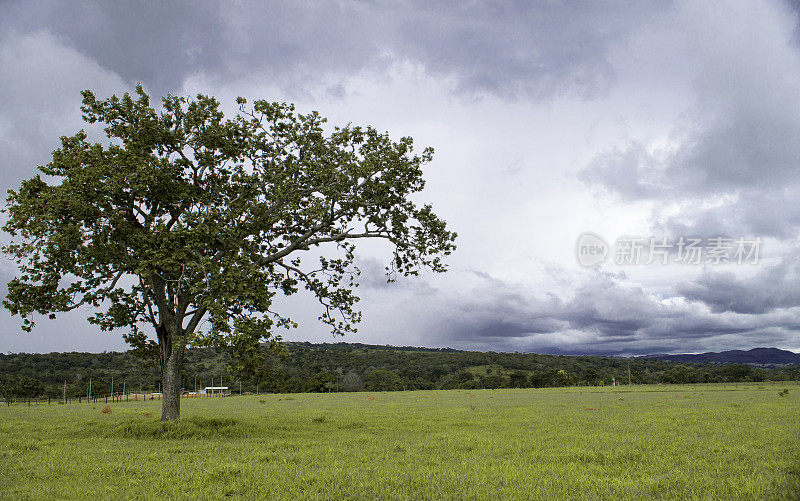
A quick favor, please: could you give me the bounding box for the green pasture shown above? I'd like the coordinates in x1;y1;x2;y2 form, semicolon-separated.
1;383;798;500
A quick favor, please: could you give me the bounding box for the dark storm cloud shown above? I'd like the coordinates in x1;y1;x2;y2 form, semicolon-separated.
380;1;667;99
375;268;800;355
0;1;375;97
410;270;567;347
677;250;800;314
560;272;656;338
0;0;666;99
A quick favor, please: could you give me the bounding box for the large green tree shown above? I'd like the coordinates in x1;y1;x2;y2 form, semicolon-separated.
2;85;456;420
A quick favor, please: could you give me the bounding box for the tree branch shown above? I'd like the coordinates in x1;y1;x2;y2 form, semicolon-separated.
185;307;208;334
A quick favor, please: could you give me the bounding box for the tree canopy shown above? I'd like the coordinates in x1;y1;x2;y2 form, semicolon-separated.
2;85;456;419
1;343;795;403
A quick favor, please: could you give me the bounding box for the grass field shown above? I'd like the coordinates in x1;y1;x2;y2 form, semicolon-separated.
1;383;798;500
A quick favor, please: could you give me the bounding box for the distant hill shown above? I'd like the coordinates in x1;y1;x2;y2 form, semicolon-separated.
643;347;800;366
1;343;798;399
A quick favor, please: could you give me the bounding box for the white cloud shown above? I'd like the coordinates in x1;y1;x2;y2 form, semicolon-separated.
0;30;131;353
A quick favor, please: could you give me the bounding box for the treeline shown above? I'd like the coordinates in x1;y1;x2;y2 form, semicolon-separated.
1;342;798;399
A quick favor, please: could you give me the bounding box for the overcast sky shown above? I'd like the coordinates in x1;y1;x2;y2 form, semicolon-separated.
3;0;800;355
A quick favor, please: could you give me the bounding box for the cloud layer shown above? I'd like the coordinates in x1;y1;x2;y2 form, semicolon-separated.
347;265;800;355
2;1;800;355
582;1;800;239
0;0;666;99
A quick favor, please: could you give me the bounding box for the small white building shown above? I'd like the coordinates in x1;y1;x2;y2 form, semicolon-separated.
200;386;230;396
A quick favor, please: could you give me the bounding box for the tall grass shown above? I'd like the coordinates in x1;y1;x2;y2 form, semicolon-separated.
0;383;797;500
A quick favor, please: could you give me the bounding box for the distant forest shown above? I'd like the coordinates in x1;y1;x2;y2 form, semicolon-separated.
1;342;799;399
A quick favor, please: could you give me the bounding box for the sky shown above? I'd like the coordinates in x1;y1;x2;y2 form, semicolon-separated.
2;0;800;355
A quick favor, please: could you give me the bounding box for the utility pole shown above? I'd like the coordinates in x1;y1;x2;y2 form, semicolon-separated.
111;376;114;401
628;363;632;386
63;380;66;405
88;378;92;402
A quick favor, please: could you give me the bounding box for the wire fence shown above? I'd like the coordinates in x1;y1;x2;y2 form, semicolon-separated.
1;390;242;406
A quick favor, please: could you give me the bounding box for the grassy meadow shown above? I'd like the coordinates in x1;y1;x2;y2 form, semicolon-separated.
0;383;798;500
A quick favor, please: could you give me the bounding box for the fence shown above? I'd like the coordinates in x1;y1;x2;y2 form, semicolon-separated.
1;391;237;406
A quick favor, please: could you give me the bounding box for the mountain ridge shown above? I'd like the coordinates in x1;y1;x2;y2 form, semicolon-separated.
641;347;800;366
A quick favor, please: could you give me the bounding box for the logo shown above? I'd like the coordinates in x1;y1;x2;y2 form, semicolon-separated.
576;232;609;267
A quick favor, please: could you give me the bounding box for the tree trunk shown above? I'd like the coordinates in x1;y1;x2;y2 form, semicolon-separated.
161;351;182;421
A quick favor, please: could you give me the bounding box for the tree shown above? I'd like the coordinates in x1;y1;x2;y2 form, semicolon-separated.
582;368;598;385
365;369;402;391
305;371;337;392
16;376;44;398
664;365;698;384
721;364;753;382
0;376;16;405
507;370;529;388
479;374;505;389
340;371;364;392
2;85;456;420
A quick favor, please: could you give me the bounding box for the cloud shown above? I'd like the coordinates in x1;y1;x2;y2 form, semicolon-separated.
342;267;800;355
0;31;132;353
580;0;800;239
0;0;666;100
379;1;667;100
4;0;800;357
677;249;800;314
0;31;130;195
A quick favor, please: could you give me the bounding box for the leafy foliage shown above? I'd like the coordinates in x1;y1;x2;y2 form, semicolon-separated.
1;342;797;399
1;85;456;418
364;369;403;391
